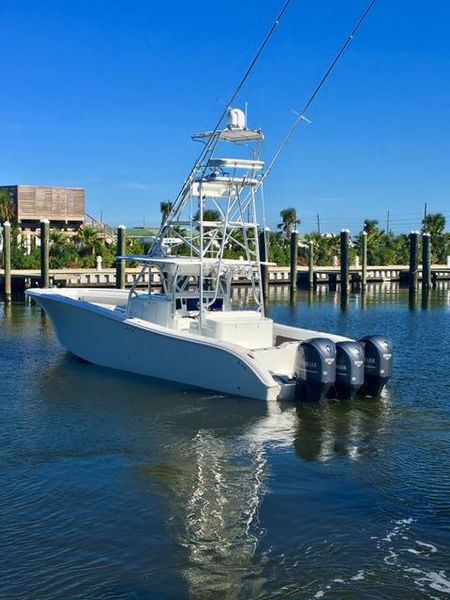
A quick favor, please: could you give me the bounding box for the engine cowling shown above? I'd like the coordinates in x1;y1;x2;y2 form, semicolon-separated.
295;338;336;402
334;340;365;399
359;335;393;397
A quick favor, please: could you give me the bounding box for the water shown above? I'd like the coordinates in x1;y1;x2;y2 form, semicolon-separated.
0;284;449;599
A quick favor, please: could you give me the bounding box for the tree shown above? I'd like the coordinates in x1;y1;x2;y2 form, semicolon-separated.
277;208;300;238
193;208;221;223
160;201;173;226
0;192;15;224
75;226;103;258
422;212;448;263
304;232;341;266
192;208;221;236
49;230;69;252
422;212;446;236
268;231;290;266
48;230;79;268
363;219;379;234
360;220;386;265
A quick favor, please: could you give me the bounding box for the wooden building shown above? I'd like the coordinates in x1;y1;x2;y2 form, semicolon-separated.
0;185;85;230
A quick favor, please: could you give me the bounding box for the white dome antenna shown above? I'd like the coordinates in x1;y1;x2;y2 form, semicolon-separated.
228;108;246;130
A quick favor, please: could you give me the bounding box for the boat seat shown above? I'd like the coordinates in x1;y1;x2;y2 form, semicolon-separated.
203;311;273;349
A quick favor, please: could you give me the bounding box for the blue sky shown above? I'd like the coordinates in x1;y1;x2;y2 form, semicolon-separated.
1;0;449;233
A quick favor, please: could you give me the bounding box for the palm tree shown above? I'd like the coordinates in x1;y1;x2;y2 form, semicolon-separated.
160;201;173;226
0;192;14;224
75;226;103;257
422;212;447;263
49;230;68;251
363;219;380;234
422;212;446;236
277;208;300;238
193;208;221;223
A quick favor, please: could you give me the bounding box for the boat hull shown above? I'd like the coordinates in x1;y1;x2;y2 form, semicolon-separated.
27;290;280;401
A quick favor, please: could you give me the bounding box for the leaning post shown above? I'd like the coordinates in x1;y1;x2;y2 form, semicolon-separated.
3;221;11;303
409;230;419;293
361;230;367;288
290;229;299;293
40;219;49;288
116;225;126;289
422;232;431;291
340;229;350;296
308;240;314;288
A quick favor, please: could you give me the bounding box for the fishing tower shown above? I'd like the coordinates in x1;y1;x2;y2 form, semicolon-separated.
129;108;268;327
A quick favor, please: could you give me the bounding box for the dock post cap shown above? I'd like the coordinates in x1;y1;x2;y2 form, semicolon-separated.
118;224;127;229
40;218;50;224
422;231;431;237
341;228;351;233
292;229;299;235
361;230;367;236
410;230;420;234
3;220;11;227
264;226;271;232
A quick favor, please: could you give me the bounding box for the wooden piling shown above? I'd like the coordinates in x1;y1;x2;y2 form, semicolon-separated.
290;230;298;294
409;231;419;293
3;221;11;302
258;227;269;303
422;232;431;290
308;240;314;288
361;230;367;288
116;225;126;289
340;229;350;295
40;219;49;288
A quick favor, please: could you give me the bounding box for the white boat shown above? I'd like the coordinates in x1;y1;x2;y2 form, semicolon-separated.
27;108;392;401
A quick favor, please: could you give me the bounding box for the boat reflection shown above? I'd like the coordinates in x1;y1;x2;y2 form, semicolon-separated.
138;395;393;598
1;297;54;335
31;347;396;599
294;393;393;462
141;401;297;599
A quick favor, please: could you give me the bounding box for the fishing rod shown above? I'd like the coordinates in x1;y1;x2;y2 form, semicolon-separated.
260;0;378;189
150;0;292;253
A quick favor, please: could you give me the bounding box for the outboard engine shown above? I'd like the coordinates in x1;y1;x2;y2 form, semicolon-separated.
334;341;365;399
295;338;336;402
359;335;393;397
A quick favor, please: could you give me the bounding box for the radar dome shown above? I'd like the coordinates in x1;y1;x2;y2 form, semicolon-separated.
228;108;246;130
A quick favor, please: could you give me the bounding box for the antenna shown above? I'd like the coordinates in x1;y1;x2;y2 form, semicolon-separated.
260;0;378;186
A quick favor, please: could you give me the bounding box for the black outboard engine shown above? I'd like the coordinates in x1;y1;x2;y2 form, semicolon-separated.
359;335;393;397
295;338;336;402
334;341;365;400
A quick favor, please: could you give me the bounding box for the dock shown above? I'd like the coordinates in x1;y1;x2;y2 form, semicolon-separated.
1;264;450;292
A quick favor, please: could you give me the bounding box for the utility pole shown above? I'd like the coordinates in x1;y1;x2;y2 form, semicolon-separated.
317;213;321;235
423;202;428;225
386;210;390;234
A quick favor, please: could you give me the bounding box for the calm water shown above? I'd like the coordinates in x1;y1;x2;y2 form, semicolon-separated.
0;284;449;599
